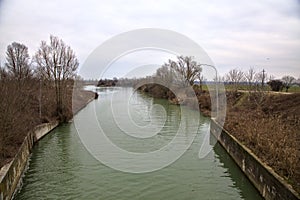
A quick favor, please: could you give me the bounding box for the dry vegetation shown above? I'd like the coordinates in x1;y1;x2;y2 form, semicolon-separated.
224;91;300;193
0;79;39;167
137;84;212;116
0;79;94;168
0;37;95;169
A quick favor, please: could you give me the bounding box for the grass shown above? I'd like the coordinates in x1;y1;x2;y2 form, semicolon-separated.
288;85;300;93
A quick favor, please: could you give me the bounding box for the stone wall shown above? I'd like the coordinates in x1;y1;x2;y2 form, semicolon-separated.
210;120;300;200
0;121;58;200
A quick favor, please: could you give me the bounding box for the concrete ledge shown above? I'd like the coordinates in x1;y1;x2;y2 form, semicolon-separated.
210;120;300;200
0;121;58;200
34;122;59;141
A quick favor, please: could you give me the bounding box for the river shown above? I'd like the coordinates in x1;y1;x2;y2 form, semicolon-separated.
15;87;262;200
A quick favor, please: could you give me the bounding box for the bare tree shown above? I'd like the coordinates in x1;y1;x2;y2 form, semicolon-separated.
282;75;295;92
155;64;174;86
35;35;79;119
5;42;32;83
245;67;256;90
166;56;202;86
225;68;244;91
0;62;7;80
0;60;37;160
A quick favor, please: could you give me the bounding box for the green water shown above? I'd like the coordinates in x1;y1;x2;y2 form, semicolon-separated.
15;87;263;200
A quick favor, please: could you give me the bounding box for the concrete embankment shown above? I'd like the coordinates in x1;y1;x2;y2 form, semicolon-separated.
0;95;95;200
210;120;300;200
0;122;58;200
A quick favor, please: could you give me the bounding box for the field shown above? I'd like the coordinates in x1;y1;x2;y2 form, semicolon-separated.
288;85;300;93
200;83;300;93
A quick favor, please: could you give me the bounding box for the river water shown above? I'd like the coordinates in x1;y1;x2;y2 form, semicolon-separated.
15;87;262;200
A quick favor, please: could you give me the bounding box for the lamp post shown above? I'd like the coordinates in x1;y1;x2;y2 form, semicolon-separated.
199;63;220;116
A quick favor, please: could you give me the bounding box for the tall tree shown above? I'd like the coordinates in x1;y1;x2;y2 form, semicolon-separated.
162;56;202;86
35;35;79;118
245;67;256;89
282;75;295;92
5;42;32;83
155;64;174;86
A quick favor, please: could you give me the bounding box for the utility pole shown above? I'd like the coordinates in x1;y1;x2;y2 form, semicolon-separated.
262;69;265;87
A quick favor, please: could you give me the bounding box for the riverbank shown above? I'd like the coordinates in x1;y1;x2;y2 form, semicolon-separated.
0;89;95;199
0;89;95;168
0;122;59;200
137;84;212;117
137;83;300;195
211;120;300;200
224;91;300;194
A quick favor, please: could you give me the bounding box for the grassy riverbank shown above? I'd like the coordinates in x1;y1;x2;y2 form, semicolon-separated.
138;83;300;193
224;91;300;193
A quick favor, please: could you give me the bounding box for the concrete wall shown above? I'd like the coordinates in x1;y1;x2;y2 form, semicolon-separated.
0;121;58;200
210;120;300;200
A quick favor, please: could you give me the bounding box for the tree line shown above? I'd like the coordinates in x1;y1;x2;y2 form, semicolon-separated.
0;35;79;119
153;57;299;92
0;35;79;162
221;68;299;92
114;56;299;93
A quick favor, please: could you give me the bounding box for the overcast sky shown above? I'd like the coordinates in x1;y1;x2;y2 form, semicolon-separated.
0;0;299;79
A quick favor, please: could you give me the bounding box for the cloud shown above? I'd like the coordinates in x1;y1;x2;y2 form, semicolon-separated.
0;0;299;79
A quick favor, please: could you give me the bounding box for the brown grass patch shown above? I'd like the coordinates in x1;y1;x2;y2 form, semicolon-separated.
224;92;300;192
0;79;94;168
